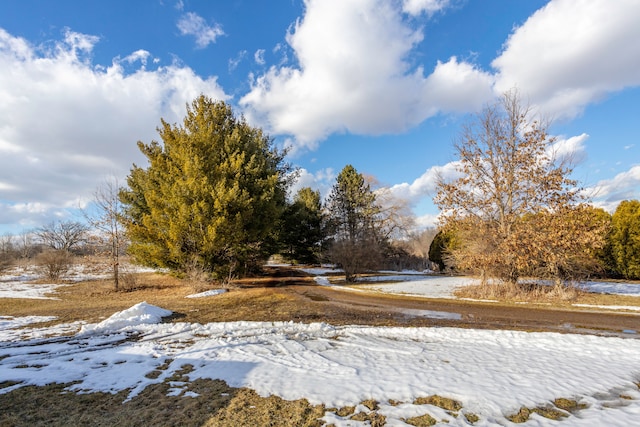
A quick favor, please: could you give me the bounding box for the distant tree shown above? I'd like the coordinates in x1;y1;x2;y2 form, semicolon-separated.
35;220;89;252
0;234;14;254
281;187;325;264
609;200;640;279
120;95;291;282
326;165;383;282
434;89;603;287
86;177;127;290
404;228;438;262
0;234;16;273
428;229;453;272
371;183;415;242
16;230;36;259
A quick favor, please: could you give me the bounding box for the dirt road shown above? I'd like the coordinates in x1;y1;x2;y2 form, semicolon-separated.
284;282;640;337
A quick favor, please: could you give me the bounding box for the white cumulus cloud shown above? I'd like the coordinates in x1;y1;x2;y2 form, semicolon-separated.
402;0;451;16
388;161;463;205
240;0;493;151
0;28;228;230
493;0;640;119
587;165;640;212
177;12;224;48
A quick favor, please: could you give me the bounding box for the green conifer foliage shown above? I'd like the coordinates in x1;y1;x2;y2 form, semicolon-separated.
120;96;290;280
428;229;457;272
281;187;324;264
610;200;640;279
326;165;382;281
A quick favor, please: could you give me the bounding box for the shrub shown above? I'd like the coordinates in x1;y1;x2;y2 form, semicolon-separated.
0;253;14;274
36;250;74;281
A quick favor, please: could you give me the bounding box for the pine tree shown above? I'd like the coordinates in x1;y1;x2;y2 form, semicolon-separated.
281;187;325;264
120;96;290;281
326;165;382;281
610;200;640;279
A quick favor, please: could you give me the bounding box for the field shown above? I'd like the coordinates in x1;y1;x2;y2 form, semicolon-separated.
1;260;640;426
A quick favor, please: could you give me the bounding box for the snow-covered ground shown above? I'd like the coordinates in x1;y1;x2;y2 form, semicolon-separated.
1;302;640;426
0;262;156;299
2;266;640;425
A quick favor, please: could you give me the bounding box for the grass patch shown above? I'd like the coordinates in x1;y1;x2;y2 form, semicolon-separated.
553;397;588;413
334;406;355;417
0;377;326;427
414;395;462;411
0;379;236;427
349;410;386;426
455;279;640;308
203;388;325;427
405;413;437;426
361;399;379;411
455;281;583;303
506;405;569;423
464;412;480;424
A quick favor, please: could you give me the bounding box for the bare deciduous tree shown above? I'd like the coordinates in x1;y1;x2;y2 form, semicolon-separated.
86;177;127;290
396;227;438;269
372;183;416;242
16;230;36;259
434;89;606;287
35;220;89;252
0;233;14;254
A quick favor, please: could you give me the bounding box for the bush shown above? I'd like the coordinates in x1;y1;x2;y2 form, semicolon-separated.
0;253;14;274
36;250;74;281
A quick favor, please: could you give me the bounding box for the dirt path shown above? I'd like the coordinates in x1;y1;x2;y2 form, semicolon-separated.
284;282;640;337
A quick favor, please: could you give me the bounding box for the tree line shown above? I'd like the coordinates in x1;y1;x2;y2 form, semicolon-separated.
2;93;639;289
117;95;420;284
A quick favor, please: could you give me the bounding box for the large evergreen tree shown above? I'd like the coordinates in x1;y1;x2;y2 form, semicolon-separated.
280;187;325;264
610;200;640;279
120;95;290;281
326;165;382;282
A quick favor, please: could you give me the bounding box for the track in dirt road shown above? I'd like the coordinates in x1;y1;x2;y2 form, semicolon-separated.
285;282;640;338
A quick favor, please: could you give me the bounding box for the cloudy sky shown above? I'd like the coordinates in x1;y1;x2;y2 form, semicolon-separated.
1;0;639;234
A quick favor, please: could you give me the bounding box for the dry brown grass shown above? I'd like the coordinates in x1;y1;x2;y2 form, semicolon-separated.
414;395;462;411
405;413;437;426
506;405;569;423
506;397;590;424
454;279;640;309
0;378;237;427
203;388;325;427
1;268;423;330
454;281;583;303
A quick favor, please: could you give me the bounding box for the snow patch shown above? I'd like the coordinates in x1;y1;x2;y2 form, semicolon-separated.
79;302;172;335
186;289;226;298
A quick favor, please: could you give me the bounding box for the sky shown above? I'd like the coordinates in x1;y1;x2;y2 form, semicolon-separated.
1;265;640;425
1;0;639;234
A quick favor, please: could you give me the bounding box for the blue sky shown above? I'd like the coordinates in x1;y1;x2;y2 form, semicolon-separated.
0;0;639;234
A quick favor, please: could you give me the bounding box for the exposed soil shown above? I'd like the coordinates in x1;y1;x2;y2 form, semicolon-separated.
286;283;640;336
245;266;640;337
